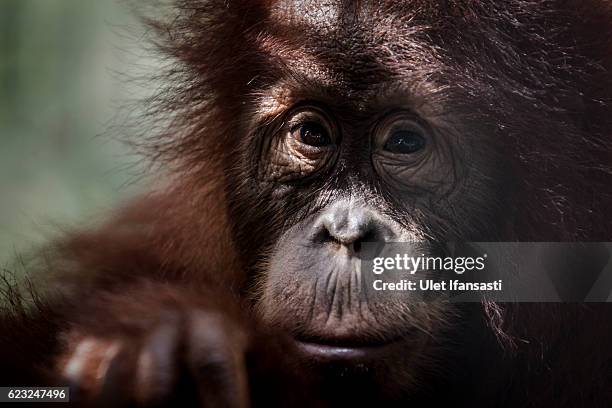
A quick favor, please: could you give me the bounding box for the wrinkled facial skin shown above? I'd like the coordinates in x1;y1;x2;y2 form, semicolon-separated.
224;0;515;399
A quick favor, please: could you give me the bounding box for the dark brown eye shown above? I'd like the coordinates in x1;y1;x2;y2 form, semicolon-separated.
293;121;332;147
384;130;426;154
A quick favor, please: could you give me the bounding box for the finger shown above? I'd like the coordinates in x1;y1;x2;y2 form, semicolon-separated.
62;337;123;404
134;319;182;405
186;311;250;408
96;340;140;408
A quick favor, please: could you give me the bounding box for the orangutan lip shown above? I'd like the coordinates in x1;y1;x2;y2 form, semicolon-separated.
293;337;401;361
295;341;374;360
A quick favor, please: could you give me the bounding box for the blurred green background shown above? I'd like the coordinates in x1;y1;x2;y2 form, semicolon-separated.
0;0;153;264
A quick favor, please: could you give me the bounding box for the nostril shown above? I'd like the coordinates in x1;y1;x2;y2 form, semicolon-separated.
351;227;378;254
315;224;338;245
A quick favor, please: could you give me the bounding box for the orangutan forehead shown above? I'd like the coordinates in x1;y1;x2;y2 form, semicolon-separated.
270;0;341;31
264;0;433;66
268;0;428;28
255;1;439;109
244;3;437;123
